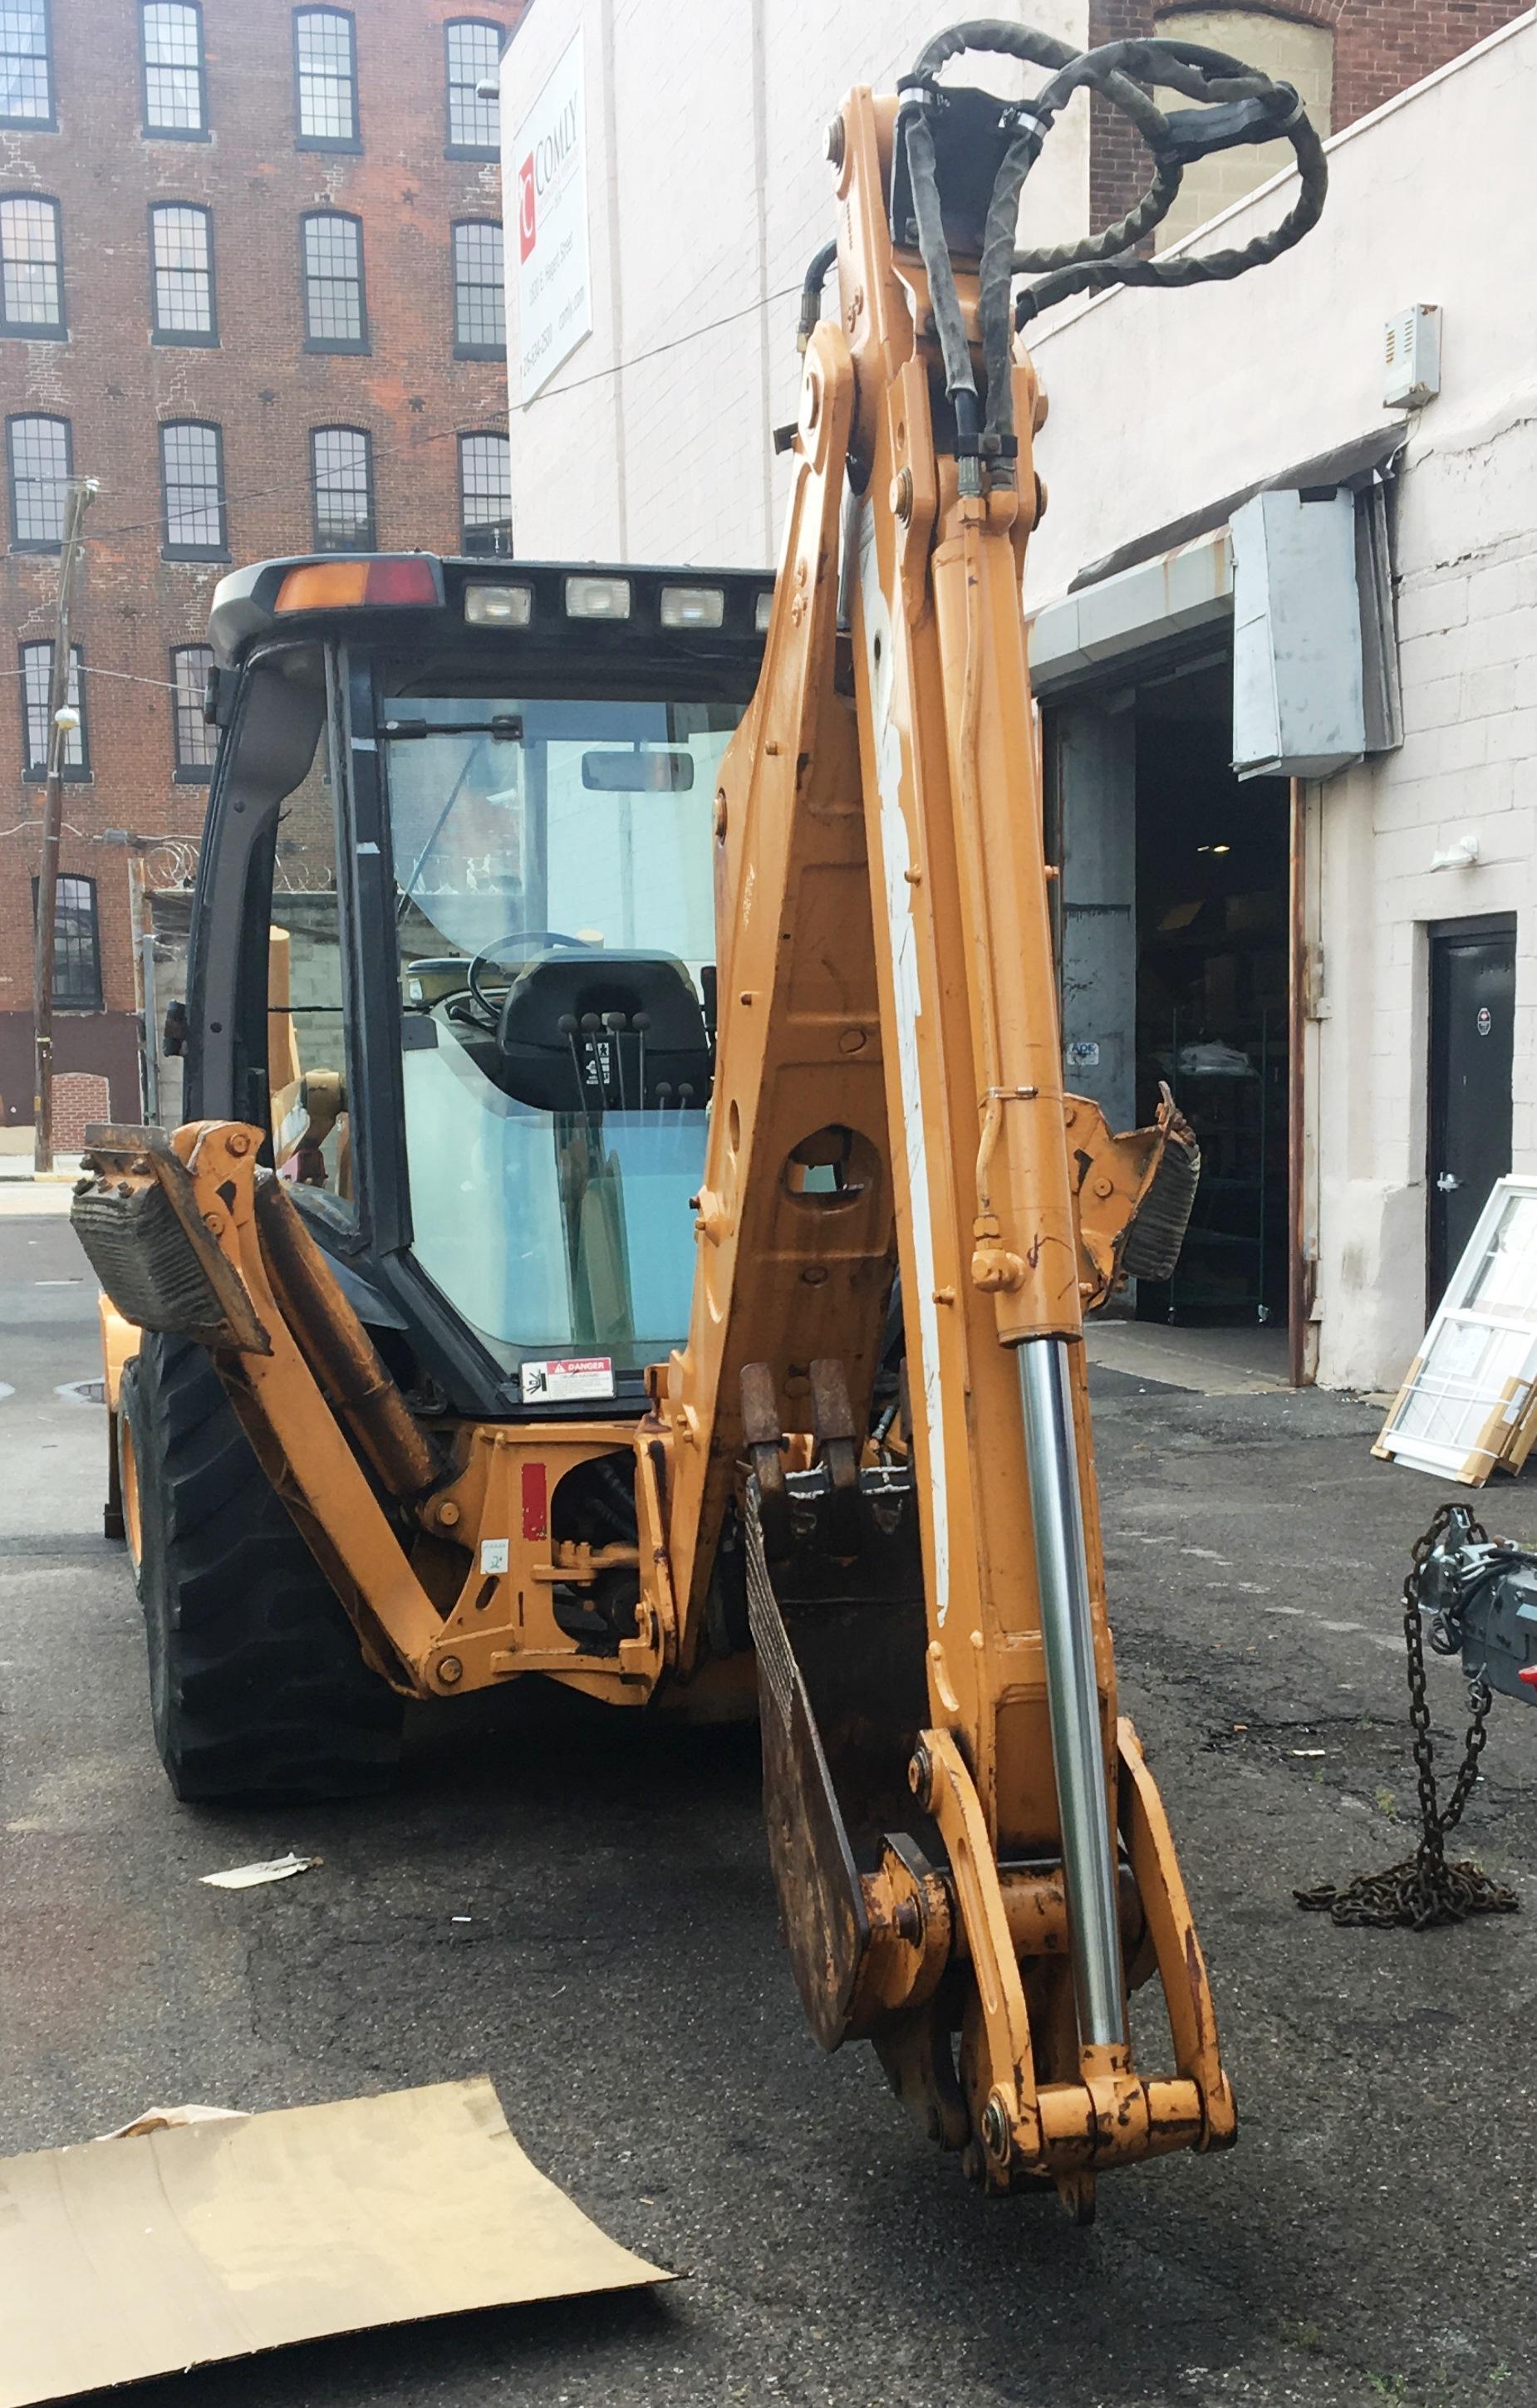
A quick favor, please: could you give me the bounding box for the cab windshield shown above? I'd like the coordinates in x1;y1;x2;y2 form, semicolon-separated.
384;689;740;1381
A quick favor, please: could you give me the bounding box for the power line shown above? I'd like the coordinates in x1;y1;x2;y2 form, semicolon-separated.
515;282;801;410
0;817;91;842
0;661;180;690
82;417;489;548
79;664;179;692
81;282;806;542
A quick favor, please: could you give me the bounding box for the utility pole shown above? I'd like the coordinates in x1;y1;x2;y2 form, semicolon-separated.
32;473;96;1174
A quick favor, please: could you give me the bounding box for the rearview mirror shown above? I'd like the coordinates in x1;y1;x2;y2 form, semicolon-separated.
581;749;695;793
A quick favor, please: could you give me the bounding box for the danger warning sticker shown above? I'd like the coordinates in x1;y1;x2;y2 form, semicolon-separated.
519;1356;615;1405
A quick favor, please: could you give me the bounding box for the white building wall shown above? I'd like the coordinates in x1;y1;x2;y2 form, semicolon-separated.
1024;12;1537;1390
501;0;1091;568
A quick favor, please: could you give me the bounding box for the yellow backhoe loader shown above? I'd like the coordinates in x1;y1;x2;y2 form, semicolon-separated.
74;22;1325;2214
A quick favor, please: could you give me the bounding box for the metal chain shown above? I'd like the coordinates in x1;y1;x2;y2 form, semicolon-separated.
1296;1504;1518;1931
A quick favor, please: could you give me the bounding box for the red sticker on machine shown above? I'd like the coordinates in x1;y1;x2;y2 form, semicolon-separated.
522;1461;548;1541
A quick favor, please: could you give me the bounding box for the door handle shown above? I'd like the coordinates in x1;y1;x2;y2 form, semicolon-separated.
1436;1172;1461;1193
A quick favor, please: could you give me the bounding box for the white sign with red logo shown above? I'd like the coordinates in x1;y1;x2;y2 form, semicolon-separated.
519;1356;615;1405
513;35;592;403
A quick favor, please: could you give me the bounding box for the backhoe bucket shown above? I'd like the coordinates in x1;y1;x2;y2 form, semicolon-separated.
744;1468;928;2051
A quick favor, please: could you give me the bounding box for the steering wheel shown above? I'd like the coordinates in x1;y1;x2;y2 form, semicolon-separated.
466;929;590;1026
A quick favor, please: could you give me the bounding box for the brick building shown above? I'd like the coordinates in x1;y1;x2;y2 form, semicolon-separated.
0;0;519;1138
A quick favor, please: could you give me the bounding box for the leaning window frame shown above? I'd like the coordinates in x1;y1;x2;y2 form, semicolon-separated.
292;5;361;153
0;189;65;338
1;0;56;134
148;198;218;346
140;0;209;140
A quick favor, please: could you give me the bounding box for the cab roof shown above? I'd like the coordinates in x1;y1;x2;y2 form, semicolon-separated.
208;552;777;669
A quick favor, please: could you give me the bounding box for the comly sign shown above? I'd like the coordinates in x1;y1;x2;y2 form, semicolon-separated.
513;36;592;403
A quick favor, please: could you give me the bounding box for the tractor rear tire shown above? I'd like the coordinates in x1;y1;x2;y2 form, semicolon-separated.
120;1332;404;1803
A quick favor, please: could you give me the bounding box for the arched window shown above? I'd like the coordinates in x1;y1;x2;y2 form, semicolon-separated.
160;419;227;558
150;202;216;341
141;2;207;136
32;874;101;1007
0;192;64;336
1151;10;1333;251
445;20;501;155
301;210;367;350
294;8;357;147
311;425;376;550
6;412;71;547
452;218;503;357
1;2;55;130
20;641;86;777
459;430;510;555
170;645;215;775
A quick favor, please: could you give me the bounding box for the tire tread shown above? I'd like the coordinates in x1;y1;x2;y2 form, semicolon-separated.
125;1333;402;1802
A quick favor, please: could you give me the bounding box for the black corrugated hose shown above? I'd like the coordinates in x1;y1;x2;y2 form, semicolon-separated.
881;18;1328;458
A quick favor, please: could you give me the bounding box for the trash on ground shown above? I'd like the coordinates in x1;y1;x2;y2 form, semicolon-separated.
98;2103;247;2141
199;1851;320;1890
1290;1748;1327;1758
0;2075;670;2408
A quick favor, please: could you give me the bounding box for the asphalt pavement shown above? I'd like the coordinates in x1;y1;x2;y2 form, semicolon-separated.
3;1206;1535;2408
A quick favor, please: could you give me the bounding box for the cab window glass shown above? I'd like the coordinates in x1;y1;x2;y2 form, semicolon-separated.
266;650;354;1214
382;689;739;1369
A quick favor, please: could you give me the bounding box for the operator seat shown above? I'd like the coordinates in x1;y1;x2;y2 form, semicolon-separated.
496;950;712;1114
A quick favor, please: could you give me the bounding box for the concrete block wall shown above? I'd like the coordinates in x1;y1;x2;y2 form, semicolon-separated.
503;0;1091;570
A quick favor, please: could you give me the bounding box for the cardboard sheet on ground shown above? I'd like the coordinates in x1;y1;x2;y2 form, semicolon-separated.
0;2076;670;2407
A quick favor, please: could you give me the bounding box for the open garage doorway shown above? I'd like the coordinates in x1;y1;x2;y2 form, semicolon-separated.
1047;654;1295;1383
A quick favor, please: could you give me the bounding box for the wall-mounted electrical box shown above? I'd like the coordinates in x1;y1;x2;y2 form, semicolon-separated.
1231;488;1366;782
1383;302;1441;410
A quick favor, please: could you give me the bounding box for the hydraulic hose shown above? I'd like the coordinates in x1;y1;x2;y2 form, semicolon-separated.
797;238;837;353
901;105;980;478
894;18;1326;365
1013;37;1327;324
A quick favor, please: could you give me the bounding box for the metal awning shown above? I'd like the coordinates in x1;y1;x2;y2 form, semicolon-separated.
1029;423;1407;702
1067;423;1407;594
1029;527;1234;694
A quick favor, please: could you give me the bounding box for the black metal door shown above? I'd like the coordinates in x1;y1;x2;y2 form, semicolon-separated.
1428;916;1515;1307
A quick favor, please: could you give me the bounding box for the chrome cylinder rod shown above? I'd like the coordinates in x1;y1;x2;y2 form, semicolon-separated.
1016;1335;1127;2048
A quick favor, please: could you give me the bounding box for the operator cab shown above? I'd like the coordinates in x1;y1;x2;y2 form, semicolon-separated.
187;553;773;1419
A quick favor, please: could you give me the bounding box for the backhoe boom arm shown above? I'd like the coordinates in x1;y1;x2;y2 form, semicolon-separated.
660;18;1323;2202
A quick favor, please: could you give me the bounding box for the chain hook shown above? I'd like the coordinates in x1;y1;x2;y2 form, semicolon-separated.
1296;1503;1518;1930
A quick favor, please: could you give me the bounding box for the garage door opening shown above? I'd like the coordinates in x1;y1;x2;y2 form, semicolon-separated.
1048;654;1295;1381
1133;665;1290;1331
